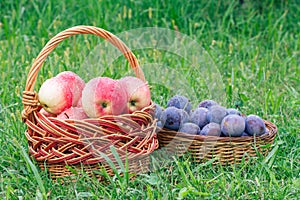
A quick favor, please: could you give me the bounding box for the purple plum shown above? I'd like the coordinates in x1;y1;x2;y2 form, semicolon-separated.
221;115;245;137
179;123;201;135
198;99;219;109
200;122;221;136
167;95;192;114
157;121;163;128
245;114;266;136
161;106;189;131
226;108;241;116
154;103;163;120
190;107;209;128
207;105;228;124
241;132;250;137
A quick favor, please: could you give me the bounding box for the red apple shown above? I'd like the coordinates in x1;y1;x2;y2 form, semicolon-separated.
81;77;127;118
119;76;151;114
55;71;85;107
38;77;73;114
57;107;88;120
76;97;83;108
38;71;85;115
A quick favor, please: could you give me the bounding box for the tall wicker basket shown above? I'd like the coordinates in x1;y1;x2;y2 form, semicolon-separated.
157;120;277;165
21;26;158;180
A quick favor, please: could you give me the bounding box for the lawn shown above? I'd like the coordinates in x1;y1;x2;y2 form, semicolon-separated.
0;0;299;199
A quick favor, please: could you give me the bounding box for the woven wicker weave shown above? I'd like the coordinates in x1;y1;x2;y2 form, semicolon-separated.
157;120;277;164
21;26;158;180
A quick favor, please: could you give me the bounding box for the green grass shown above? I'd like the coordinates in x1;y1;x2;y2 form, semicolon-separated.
1;0;299;199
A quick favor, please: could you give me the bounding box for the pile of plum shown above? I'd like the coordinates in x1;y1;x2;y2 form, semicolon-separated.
155;95;267;137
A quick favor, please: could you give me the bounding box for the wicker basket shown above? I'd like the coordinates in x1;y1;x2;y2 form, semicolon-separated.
157;120;277;164
21;25;158;180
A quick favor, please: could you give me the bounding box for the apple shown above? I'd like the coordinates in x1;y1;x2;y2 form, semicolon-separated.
76;97;83;108
81;77;127;118
57;107;88;120
56;71;85;107
38;71;85;114
38;77;73;114
119;76;151;114
39;108;57;117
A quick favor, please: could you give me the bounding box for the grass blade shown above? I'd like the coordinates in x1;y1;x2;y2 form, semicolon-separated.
16;139;47;199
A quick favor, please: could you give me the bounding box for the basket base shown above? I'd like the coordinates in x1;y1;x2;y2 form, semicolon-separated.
158;144;270;165
38;155;150;181
157;120;277;165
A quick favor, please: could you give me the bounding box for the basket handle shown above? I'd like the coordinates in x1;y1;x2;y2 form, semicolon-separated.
22;25;144;120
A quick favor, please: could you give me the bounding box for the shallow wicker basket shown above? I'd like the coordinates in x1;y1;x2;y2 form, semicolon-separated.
21;25;158;180
157;120;277;165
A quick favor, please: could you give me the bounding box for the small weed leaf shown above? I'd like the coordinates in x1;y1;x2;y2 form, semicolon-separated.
178;186;210;199
142;173;159;186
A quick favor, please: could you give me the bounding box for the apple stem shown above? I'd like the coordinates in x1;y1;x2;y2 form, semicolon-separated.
130;100;136;106
101;102;107;108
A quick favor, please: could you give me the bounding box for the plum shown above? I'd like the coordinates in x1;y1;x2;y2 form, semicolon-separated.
245;115;266;136
200;122;221;136
241;132;250;137
190;107;209;128
157;121;163;128
161;106;189;131
226;108;241;116
167;95;192;114
221;115;245;137
198;99;218;109
207;105;228;124
154;103;163;120
179;123;201;135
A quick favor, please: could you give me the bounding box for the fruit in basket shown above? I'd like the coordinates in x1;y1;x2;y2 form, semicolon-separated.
57;107;88;120
179;122;201;135
207;105;228;124
198;99;218;109
56;71;85;107
226;108;241;116
167;95;192;114
38;71;85;114
119;76;151;114
245;114;266;136
221;115;245;137
39;108;57;117
241;132;250;137
200;122;221;136
157;121;163;128
38;77;73;114
77;97;83;107
161;106;189;131
154;103;163;120
190;107;209;128
82;77;127;118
